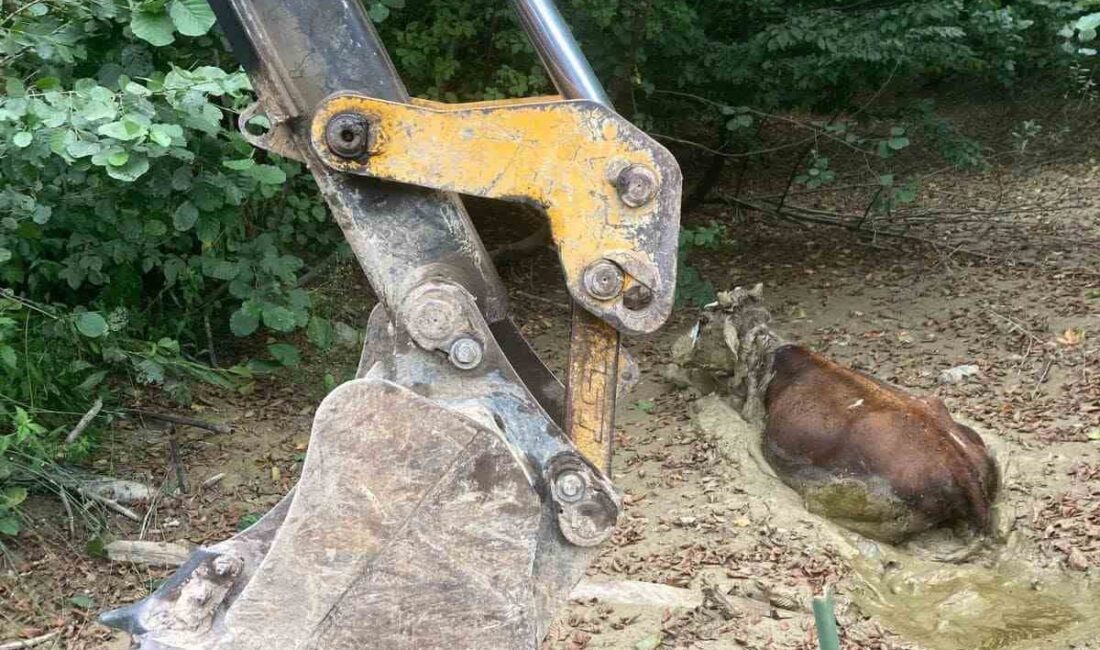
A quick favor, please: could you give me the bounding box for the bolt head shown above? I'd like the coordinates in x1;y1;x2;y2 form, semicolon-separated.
213;554;241;578
325;113;372;159
449;337;483;370
616;164;659;208
583;260;624;300
622;283;653;310
555;471;586;503
410;298;460;342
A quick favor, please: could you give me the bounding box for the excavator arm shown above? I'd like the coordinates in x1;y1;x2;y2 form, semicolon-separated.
102;1;681;647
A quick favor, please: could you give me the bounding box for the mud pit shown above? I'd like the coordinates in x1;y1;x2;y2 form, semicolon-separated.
1;160;1097;649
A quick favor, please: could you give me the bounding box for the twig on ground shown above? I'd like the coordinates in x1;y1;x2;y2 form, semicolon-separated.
1032;357;1055;399
168;425;187;494
0;630;61;650
204;312;219;368
127;410;231;435
64;397;103;445
74;486;141;522
986;310;1046;346
58;488;75;539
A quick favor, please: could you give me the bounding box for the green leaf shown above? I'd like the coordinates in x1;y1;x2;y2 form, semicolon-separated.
144;219;168;237
4;78;25;98
1077;13;1100;33
201;257;240;280
368;3;390;22
0;345;15;370
261;305;297;332
12;132;32;148
98;118;147;141
86;536;107;558
267;343;301;367
725;115;752;130
229;308;260;337
68;140;102;158
237;512;262;531
75;312;109;338
887;136;910;151
2;487;27;508
107;150;129;167
32;205;51;225
248;164;286;185
171;166;194;191
106;155;150;182
169;0;216;36
223;158;255;171
69;594;96;609
173;201;199;231
0;517;18;536
76;370;108;392
124;81;153;97
306;317;334;350
130;10;176;46
81;100;117;122
633;399;656;413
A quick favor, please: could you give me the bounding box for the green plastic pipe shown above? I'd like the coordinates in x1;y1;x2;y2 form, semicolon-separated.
813;589;842;650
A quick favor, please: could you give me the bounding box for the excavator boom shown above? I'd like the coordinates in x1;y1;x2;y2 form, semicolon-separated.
102;1;681;647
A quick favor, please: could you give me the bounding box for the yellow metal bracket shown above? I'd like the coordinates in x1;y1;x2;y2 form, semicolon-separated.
309;94;682;336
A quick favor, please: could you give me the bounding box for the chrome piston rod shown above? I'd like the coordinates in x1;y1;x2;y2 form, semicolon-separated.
510;0;611;106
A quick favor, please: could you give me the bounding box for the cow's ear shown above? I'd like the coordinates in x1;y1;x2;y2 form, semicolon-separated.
749;282;764;299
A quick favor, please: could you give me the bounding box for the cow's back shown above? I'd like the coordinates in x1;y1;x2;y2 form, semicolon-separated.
763;345;998;541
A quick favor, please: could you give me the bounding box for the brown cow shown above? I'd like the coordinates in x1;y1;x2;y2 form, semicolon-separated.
669;285;999;542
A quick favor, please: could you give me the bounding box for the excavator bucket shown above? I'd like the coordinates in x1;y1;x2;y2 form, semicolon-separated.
102;1;681;647
105;380;560;648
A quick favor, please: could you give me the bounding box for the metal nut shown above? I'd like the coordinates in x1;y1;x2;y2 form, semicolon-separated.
325;113;372;159
622;283;653;310
615;164;658;207
449;337;483;370
583;260;624;300
554;471;586;503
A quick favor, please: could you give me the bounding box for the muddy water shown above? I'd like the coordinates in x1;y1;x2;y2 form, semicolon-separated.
849;548;1100;649
695;396;1100;650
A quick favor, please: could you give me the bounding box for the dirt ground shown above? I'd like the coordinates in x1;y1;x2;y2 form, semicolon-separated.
1;116;1098;648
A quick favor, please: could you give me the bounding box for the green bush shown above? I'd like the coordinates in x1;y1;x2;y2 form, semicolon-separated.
0;0;345;542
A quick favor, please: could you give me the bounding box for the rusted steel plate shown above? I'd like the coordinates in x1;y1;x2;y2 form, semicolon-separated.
564;307;620;473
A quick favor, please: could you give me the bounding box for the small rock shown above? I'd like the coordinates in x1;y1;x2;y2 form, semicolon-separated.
939;364;980;384
1067;548;1089;571
80;478;154;504
571;579;703;609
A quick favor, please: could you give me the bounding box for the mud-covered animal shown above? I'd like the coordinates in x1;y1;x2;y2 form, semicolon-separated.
668;285;999;542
